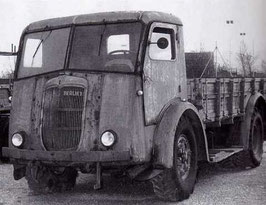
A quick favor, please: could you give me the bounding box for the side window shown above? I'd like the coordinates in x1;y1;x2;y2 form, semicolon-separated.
23;39;43;67
107;34;130;55
149;27;176;60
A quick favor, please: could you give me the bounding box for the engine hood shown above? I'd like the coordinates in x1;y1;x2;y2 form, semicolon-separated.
10;72;150;162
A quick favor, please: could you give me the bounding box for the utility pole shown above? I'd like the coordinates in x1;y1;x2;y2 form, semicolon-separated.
226;20;234;75
252;40;254;56
215;41;218;77
240;33;247;77
240;32;246;52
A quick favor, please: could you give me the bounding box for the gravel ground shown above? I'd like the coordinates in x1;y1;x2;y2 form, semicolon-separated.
0;143;266;205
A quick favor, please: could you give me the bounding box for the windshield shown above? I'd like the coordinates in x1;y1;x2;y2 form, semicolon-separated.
18;28;70;78
69;22;142;72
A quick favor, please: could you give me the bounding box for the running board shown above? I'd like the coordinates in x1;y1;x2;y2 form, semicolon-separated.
208;148;243;162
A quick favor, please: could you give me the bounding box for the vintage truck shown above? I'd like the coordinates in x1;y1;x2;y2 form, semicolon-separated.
2;11;266;201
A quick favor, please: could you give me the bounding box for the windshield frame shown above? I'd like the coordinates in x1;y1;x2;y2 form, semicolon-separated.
15;21;145;80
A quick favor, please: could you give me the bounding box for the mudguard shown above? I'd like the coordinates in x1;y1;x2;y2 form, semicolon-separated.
241;92;266;149
153;98;209;168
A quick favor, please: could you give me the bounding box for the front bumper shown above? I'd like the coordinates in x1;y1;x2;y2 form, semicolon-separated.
2;147;131;163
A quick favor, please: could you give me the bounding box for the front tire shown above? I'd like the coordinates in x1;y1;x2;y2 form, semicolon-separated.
152;117;198;201
25;163;78;193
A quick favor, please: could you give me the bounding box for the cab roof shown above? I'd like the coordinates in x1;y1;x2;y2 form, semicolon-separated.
26;11;183;31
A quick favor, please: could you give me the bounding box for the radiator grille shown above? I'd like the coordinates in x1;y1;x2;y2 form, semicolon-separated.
42;86;85;151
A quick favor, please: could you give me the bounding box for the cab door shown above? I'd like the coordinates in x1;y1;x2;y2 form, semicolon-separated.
143;22;187;125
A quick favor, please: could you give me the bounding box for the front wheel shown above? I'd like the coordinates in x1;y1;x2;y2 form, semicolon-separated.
25;163;78;193
152;117;198;201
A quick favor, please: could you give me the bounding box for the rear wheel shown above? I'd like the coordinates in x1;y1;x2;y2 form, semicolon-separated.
219;110;264;168
151;117;198;201
25;164;78;193
249;110;264;166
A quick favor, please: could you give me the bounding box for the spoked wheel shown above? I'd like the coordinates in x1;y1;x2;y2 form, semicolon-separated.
175;134;192;181
151;117;198;201
25;163;78;193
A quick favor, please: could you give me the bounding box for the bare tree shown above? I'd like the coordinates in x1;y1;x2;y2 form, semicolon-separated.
0;68;14;79
236;42;257;77
262;60;266;72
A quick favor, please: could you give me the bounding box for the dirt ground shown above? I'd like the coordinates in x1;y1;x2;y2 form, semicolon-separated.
0;143;266;205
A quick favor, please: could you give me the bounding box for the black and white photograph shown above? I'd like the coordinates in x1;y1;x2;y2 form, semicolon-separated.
0;0;266;204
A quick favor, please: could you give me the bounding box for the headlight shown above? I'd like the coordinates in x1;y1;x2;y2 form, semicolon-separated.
100;131;116;147
12;133;24;147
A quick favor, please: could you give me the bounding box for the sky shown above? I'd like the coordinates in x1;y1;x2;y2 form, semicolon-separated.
0;0;265;74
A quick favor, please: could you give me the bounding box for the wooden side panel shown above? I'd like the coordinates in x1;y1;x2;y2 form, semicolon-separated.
187;77;266;124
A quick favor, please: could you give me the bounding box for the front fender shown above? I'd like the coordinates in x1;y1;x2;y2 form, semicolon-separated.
153;98;209;168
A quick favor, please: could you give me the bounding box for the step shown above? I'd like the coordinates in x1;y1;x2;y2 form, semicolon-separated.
208;147;243;163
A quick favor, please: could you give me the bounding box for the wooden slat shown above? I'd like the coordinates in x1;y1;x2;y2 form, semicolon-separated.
259;79;265;94
251;78;256;95
215;79;221;121
228;79;234;116
240;78;245;114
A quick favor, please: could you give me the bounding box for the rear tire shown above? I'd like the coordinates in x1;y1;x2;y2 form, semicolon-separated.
219;110;264;168
151;117;198;201
249;110;264;167
25;164;78;193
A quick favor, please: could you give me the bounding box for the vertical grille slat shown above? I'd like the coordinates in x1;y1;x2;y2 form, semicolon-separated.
42;86;84;151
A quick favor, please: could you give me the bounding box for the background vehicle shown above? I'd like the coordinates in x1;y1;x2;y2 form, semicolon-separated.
0;80;11;162
2;11;266;202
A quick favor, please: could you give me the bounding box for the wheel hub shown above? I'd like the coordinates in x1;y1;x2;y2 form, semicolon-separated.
176;134;192;180
252;118;263;161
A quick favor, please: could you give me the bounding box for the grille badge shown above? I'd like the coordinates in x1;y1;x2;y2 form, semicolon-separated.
63;90;83;97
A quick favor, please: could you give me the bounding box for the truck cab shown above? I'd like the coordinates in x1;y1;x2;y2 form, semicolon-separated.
5;12;188;163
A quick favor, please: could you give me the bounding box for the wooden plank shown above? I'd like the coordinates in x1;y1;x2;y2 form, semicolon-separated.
259;79;265;94
215;79;221;121
240;78;245;114
204;79;208;120
251;78;256;95
228;79;234;116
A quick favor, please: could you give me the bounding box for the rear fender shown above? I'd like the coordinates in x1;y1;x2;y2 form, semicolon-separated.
241;92;266;148
153;98;209;168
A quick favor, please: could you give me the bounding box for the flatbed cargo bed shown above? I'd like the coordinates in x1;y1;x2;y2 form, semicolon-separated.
187;77;266;126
